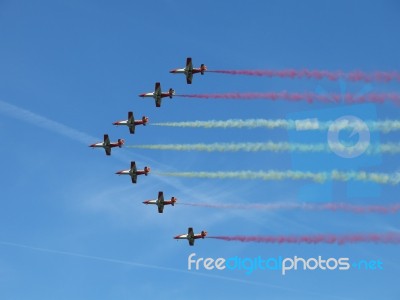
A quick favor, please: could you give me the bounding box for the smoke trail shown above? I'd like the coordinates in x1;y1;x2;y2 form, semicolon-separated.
180;202;400;214
0;241;277;287
175;92;400;104
208;69;400;82
0;100;96;144
128;142;400;155
152;119;400;133
156;170;400;185
207;232;400;245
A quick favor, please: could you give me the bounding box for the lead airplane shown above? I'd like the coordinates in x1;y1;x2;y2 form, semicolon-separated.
89;134;124;156
174;227;207;246
143;191;177;213
113;111;149;134
115;161;150;184
170;57;207;84
139;82;175;107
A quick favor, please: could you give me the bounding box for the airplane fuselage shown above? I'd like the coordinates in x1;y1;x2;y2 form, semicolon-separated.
171;68;203;75
90;142;119;149
143;199;174;205
174;233;205;240
114;120;129;126
170;68;187;74
143;199;158;205
115;169;131;175
114;120;146;126
140;92;157;98
115;169;149;176
136;170;149;176
174;234;191;240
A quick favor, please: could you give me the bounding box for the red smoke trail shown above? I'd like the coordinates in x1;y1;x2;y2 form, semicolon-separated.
207;70;400;82
207;233;400;245
175;92;400;104
180;202;400;214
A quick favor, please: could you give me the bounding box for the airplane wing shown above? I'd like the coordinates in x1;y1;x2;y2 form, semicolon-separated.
128;112;135;134
186;73;193;84
131;174;137;184
186;57;193;71
130;161;137;173
155;82;162;107
104;134;110;146
128;112;134;124
188;227;194;237
158;191;164;203
104;134;111;155
129;125;135;134
155;82;161;96
157;191;165;213
186;58;193;84
188;228;195;246
130;161;137;184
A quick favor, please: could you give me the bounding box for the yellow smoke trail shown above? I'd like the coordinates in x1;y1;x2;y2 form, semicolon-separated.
127;142;400;155
155;170;400;185
151;119;400;133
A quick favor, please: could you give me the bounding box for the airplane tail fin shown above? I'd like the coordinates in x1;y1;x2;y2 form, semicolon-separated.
142;116;149;125
118;139;125;147
201;230;207;238
200;64;207;75
171;197;177;206
169;88;175;98
144;166;151;175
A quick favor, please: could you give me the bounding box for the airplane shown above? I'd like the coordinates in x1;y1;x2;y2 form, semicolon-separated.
139;82;175;107
115;161;150;184
89;134;124;156
174;227;207;246
113;111;149;134
170;57;207;84
143;191;177;213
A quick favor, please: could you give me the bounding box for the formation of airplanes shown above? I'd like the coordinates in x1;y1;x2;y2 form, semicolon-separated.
89;57;208;246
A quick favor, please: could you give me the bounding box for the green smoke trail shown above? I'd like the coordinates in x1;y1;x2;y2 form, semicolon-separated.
151;119;400;133
127;142;400;155
155;170;400;185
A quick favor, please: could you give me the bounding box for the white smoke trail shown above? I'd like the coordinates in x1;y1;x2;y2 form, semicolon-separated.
0;100;96;144
156;170;400;185
180;202;400;213
152;119;400;133
128;142;400;155
0;241;278;288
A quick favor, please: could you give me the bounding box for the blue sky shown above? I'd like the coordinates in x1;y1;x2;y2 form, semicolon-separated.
0;0;399;299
